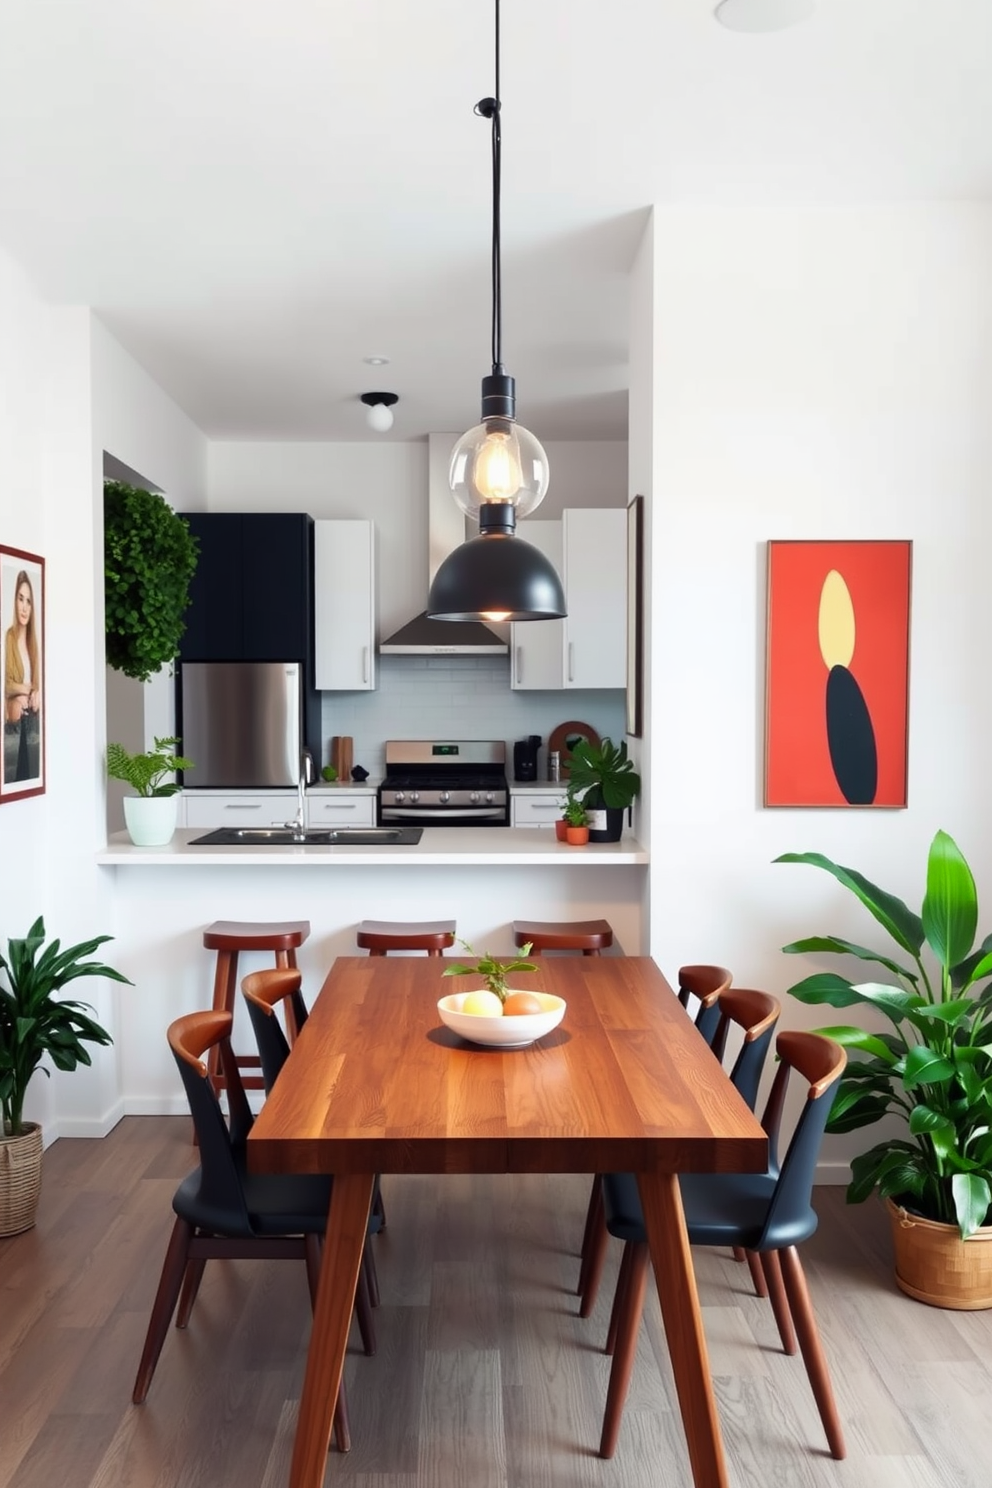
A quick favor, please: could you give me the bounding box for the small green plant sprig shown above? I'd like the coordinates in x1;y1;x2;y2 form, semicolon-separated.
562;796;588;827
442;940;538;1004
106;737;194;798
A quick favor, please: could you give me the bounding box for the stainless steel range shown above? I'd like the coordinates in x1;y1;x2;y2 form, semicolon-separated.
378;740;509;827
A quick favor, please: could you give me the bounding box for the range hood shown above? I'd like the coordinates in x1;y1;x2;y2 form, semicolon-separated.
379;433;509;655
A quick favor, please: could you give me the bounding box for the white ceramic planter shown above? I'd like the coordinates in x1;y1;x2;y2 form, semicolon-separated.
123;794;178;846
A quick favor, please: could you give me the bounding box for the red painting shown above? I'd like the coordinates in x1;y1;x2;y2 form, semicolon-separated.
764;541;911;809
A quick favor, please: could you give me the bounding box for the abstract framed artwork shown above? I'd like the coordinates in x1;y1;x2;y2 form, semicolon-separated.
1;544;45;803
625;495;644;738
764;540;911;809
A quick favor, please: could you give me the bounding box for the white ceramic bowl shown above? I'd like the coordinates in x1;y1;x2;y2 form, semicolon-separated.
437;991;566;1048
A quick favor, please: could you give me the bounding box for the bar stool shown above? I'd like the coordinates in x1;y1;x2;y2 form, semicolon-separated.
512;919;614;956
356;920;456;957
201;919;310;1094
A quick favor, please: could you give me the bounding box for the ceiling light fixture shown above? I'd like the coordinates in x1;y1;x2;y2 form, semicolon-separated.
428;0;566;625
714;0;815;33
361;390;398;432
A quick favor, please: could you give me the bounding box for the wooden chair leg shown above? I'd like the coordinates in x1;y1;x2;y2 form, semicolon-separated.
579;1186;610;1319
132;1216;193;1403
760;1248;797;1355
599;1241;650;1459
604;1239;634;1356
176;1254;208;1327
745;1247;769;1299
778;1246;846;1460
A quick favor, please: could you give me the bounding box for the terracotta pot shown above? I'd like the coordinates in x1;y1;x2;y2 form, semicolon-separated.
554;819;569;842
886;1196;992;1310
0;1122;43;1236
566;825;589;845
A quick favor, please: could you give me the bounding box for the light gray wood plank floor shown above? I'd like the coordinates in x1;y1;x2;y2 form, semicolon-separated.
2;1117;990;1488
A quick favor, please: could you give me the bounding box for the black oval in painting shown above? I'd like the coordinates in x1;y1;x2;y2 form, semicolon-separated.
825;666;878;805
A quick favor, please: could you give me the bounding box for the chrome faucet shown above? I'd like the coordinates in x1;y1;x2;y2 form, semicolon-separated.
285;751;312;840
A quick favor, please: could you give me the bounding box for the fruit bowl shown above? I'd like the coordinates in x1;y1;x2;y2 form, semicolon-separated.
437;991;566;1048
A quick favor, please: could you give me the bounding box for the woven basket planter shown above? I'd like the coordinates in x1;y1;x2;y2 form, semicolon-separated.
886;1196;992;1310
0;1122;43;1236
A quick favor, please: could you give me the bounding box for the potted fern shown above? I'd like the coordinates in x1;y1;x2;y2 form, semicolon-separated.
106;735;194;846
0;917;130;1234
776;829;992;1307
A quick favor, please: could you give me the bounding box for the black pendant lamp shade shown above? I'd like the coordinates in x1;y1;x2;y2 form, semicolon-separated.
428;503;567;622
427;0;566;624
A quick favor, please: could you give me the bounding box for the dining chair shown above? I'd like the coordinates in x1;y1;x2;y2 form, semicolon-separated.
594;1028;847;1462
575;961;734;1302
131;1009;356;1450
242;968;385;1337
579;987;779;1318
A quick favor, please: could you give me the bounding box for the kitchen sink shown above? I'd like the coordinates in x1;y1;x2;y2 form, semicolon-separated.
189;826;424;847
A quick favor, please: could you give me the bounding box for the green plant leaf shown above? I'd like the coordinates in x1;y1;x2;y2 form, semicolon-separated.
781;936;918;984
922;830;978;974
902;1045;955;1091
952;1173;992;1238
908;1104;957;1159
774;852;925;957
825;1093;892;1133
813;1025;898;1062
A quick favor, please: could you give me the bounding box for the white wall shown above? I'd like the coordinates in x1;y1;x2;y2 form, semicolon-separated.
646;203;992;1174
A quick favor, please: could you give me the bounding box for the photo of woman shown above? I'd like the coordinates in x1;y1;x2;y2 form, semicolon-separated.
1;545;45;802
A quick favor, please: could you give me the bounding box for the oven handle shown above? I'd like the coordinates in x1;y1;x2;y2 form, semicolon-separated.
380;806;507;821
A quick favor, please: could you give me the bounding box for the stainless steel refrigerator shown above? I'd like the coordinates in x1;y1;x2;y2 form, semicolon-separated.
179;661;305;788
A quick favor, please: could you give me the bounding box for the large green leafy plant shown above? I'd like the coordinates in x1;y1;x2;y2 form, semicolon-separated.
106;736;194;797
0;917;131;1136
777;830;992;1238
567;737;641;810
104;479;199;681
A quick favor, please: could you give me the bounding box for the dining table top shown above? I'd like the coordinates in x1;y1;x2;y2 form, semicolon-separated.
247;954;767;1180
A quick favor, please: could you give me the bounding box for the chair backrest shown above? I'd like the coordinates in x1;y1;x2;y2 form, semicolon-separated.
168;1010;255;1234
756;1030;847;1250
241;968;309;1094
677;963;733;1048
712;988;780;1112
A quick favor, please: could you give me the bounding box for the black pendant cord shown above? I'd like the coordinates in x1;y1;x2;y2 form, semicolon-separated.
475;0;503;377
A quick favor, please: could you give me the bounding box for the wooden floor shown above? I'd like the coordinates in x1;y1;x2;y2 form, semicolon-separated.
3;1118;991;1488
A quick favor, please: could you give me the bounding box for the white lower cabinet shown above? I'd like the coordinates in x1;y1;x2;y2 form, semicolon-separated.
512;793;564;828
182;792;296;828
307;793;375;828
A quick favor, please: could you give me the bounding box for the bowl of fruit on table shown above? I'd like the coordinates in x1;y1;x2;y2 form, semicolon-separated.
437;942;566;1048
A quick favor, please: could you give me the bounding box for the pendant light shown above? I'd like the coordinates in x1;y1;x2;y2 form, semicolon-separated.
428;0;566;624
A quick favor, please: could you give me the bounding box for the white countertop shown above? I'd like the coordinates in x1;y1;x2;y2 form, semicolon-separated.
97;827;648;867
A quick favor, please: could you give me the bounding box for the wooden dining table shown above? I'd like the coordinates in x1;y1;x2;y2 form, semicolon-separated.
247;954;767;1488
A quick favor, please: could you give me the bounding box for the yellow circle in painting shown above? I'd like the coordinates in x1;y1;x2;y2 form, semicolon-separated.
818;569;855;669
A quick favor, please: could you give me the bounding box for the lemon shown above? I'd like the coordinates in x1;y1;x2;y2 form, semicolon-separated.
461;990;504;1017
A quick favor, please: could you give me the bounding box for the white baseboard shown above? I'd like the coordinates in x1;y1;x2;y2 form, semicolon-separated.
46;1099;126;1142
815;1158;852;1185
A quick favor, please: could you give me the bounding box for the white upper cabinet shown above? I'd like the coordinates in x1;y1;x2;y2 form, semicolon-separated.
314;520;376;690
511;509;626;690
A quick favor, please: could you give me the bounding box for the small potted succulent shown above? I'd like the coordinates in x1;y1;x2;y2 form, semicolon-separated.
562;796;590;846
106;735;194;846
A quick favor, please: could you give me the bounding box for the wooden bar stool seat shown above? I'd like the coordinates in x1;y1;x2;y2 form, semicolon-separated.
202;919;310;1093
356;920;456;957
513;919;614;955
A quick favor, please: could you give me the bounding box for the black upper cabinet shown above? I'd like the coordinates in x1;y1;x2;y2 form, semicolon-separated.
179;513;313;662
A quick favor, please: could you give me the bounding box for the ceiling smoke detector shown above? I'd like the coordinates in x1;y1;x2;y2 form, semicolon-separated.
715;0;816;32
361;391;398;432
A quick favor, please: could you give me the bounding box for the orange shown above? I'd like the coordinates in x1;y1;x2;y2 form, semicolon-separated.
502;991;543;1017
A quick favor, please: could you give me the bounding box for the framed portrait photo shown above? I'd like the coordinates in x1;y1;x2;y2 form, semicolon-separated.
1;545;45;803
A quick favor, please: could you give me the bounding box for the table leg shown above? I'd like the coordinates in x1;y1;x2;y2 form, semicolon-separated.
636;1172;728;1488
289;1171;374;1488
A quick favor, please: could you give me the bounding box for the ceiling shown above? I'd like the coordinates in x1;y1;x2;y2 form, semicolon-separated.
2;0;991;444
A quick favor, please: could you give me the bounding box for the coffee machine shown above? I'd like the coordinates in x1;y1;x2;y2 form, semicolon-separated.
513;734;542;781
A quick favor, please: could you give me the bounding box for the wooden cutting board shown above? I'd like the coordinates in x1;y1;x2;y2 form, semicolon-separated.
330;736;353;781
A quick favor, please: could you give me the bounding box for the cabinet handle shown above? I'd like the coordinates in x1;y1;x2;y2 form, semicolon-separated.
568;642;575;682
531;803;558;812
362;646;369;684
225;803;262;811
318;803;357;812
516;646;523;685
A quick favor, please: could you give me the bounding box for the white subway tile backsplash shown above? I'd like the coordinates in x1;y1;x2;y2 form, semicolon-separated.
319;655;625;779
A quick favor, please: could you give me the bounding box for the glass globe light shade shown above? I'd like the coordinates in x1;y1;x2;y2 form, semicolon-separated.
449;417;549;521
366;401;394;432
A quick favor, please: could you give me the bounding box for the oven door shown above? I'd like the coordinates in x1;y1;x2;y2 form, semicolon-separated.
379;803;509;828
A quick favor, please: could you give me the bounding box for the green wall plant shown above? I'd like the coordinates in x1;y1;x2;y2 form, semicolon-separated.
104;480;199;681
